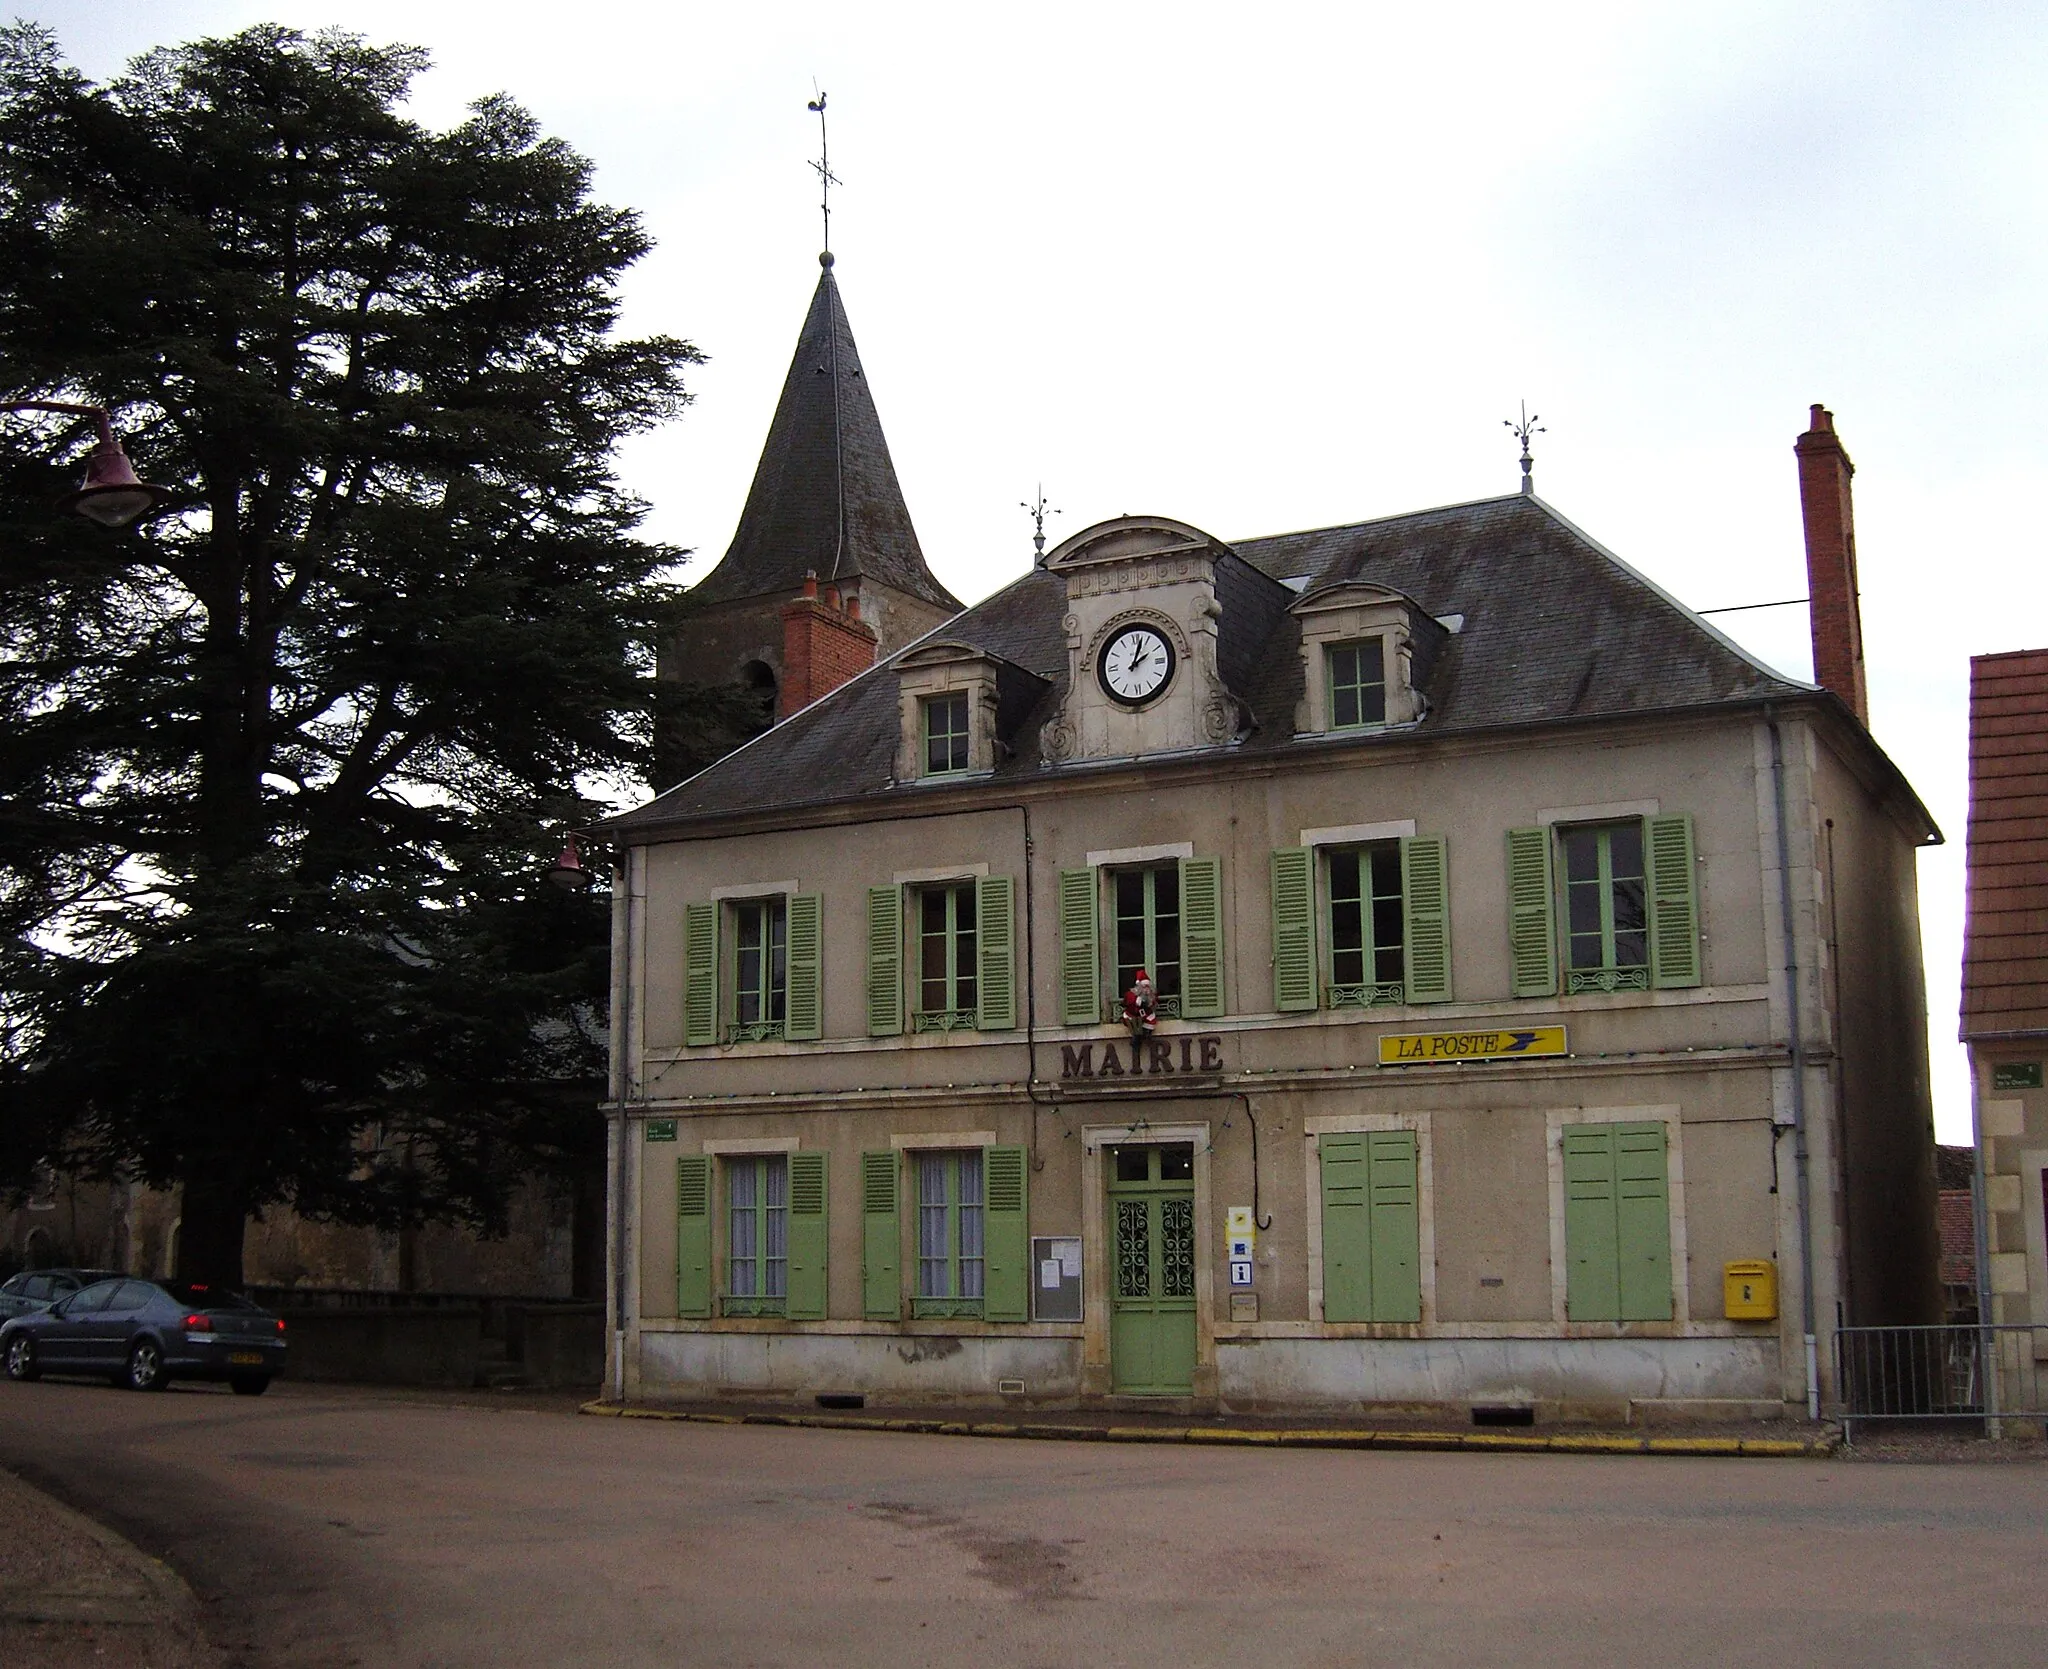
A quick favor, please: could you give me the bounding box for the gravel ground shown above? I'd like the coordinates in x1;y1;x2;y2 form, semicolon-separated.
0;1464;215;1668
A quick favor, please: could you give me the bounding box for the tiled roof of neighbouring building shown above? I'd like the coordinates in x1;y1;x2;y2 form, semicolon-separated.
1962;648;2048;1039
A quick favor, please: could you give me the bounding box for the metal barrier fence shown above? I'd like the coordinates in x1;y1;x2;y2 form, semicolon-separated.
1835;1323;2048;1441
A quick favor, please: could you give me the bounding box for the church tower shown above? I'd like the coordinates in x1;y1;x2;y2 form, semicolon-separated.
656;254;963;782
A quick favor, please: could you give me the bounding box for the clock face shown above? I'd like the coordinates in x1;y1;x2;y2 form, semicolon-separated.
1098;625;1177;706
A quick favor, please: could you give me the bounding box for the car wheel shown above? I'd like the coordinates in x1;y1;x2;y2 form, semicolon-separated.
229;1374;270;1397
3;1335;36;1382
124;1338;167;1393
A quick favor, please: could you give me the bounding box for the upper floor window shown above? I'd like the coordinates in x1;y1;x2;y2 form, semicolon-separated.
924;691;970;775
1328;844;1404;1004
1562;823;1648;991
1114;864;1182;1017
731;897;788;1038
1327;639;1388;730
916;883;978;1030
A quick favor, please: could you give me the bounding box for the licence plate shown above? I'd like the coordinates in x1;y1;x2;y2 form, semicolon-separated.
229;1351;263;1365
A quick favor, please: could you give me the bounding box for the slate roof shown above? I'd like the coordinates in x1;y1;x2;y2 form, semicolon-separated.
1961;648;2048;1039
683;261;961;614
612;493;1817;835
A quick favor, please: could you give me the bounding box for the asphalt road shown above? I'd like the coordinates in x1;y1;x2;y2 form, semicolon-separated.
2;1379;2045;1668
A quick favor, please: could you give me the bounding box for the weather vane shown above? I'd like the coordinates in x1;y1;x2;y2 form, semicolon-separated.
806;88;841;261
1021;485;1060;564
1504;401;1544;496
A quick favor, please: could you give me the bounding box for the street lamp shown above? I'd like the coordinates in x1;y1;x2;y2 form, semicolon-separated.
544;833;599;892
3;400;172;529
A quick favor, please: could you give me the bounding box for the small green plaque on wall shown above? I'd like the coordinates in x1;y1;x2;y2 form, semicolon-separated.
1992;1063;2042;1090
645;1119;679;1142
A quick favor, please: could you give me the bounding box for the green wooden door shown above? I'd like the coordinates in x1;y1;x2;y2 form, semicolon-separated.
1106;1144;1198;1395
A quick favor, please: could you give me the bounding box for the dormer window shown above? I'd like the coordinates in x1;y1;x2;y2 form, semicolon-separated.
924;692;970;775
1327;638;1388;730
1290;582;1447;737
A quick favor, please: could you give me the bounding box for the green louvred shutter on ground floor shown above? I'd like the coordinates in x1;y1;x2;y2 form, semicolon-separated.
983;1145;1030;1321
683;901;717;1047
1058;868;1100;1026
1506;827;1558;998
1645;813;1701;989
860;1150;901;1320
1271;847;1317;1012
1400;834;1452;1004
676;1153;713;1318
867;885;904;1037
784;894;823;1040
1563;1126;1621;1321
1318;1131;1420;1323
977;875;1016;1031
786;1151;828;1319
1613;1123;1673;1320
1180;855;1224;1018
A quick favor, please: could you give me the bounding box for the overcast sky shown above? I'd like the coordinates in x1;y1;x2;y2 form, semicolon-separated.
30;2;2048;1142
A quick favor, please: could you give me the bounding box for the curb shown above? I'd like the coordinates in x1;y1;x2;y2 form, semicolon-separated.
578;1401;1837;1458
0;1463;204;1630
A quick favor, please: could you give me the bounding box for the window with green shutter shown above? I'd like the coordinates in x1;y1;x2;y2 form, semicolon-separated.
1400;835;1452;1004
1326;843;1406;1009
683;902;718;1047
1113;864;1183;1016
983;1145;1031;1322
867;885;905;1036
784;894;822;1040
1645;814;1701;989
976;875;1016;1031
913;882;978;1031
676;1154;713;1318
1271;847;1318;1012
1058;867;1101;1026
728;898;788;1042
785;1151;828;1319
1506;827;1558;998
1179;856;1224;1019
723;1153;787;1316
1562;823;1649;994
860;1150;901;1319
1562;1122;1672;1322
913;1150;985;1317
1318;1131;1420;1323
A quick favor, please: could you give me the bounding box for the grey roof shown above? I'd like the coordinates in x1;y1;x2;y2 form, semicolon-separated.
610;494;1811;836
683;263;962;613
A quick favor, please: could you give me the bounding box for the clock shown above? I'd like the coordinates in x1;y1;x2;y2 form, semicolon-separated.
1097;624;1177;706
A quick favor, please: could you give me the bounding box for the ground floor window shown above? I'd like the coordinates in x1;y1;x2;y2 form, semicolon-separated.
915;1150;986;1316
1562;1121;1672;1321
1317;1130;1421;1322
725;1154;788;1315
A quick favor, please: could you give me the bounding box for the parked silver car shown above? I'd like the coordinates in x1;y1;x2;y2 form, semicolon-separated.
0;1268;122;1320
1;1278;287;1394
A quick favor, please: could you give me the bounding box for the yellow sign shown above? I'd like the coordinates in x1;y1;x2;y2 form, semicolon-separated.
1378;1026;1567;1066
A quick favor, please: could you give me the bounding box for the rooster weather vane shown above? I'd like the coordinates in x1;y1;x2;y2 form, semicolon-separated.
807;89;841;262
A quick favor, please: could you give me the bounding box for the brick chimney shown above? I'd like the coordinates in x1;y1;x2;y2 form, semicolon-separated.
1795;404;1868;725
779;571;878;719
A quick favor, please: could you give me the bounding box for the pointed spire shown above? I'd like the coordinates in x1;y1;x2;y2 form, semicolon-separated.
686;266;959;614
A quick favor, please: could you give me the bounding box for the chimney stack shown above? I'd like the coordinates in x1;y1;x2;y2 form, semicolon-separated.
779;576;878;719
1795;404;1868;725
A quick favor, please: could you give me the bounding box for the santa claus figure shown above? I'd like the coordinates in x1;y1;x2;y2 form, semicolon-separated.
1122;968;1159;1037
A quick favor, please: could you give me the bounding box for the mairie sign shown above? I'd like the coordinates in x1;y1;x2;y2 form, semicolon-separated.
1378;1026;1567;1066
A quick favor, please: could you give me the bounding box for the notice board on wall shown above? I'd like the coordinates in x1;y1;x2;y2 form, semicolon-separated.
1032;1236;1082;1322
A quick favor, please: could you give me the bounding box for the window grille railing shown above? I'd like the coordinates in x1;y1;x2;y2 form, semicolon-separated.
909;1296;986;1319
1328;981;1405;1010
720;1294;786;1318
1566;966;1650;995
913;1009;979;1033
1105;993;1183;1024
724;1019;786;1044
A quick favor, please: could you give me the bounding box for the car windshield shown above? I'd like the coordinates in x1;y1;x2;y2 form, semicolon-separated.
161;1282;261;1312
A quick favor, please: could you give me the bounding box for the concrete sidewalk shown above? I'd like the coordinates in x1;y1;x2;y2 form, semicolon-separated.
0;1464;214;1667
582;1396;1840;1456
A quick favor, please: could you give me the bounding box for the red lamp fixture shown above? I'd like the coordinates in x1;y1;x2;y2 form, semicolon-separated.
4;400;172;529
545;833;598;891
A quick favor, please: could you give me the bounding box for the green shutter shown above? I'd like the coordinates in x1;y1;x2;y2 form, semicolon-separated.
786;1150;829;1319
1319;1133;1371;1323
976;875;1016;1031
983;1145;1030;1321
1180;855;1225;1019
866;885;904;1037
1506;827;1558;999
1562;1127;1620;1321
684;901;718;1047
860;1150;901;1319
1367;1131;1421;1322
1058;868;1100;1026
785;894;822;1040
1614;1122;1673;1320
1400;834;1452;1004
1270;847;1318;1012
1646;814;1701;989
676;1153;713;1318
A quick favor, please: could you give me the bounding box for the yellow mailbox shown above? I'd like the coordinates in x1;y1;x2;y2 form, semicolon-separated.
1724;1260;1777;1321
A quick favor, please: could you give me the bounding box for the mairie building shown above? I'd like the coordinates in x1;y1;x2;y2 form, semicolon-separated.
605;263;1941;1419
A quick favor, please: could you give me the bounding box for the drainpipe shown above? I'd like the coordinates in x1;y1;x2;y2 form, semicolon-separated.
1967;1071;2000;1435
609;848;635;1404
1767;708;1822;1421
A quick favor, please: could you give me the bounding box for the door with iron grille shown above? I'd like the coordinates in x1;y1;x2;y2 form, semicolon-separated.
1106;1144;1197;1395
